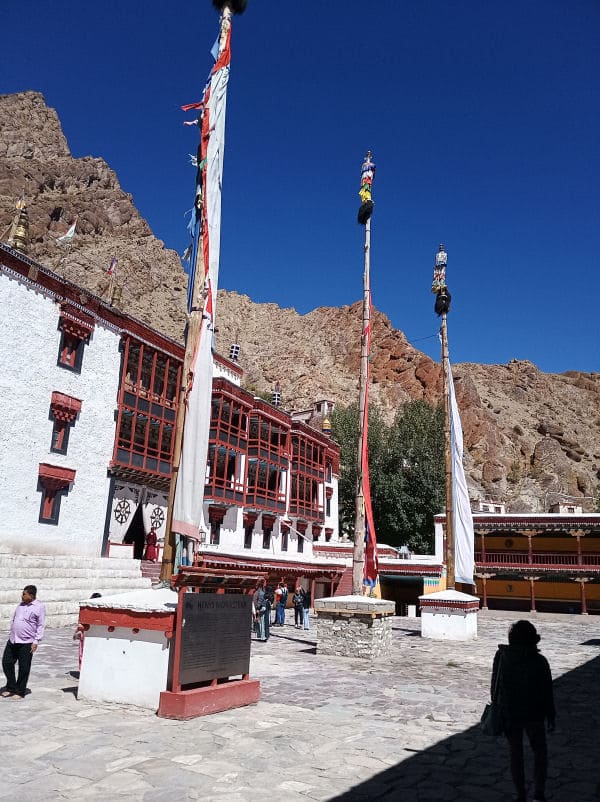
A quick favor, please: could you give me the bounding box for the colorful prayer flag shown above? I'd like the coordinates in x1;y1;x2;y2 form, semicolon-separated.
15;191;25;210
107;257;117;276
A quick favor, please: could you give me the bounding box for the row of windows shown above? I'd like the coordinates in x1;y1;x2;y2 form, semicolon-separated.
124;341;179;407
113;337;182;476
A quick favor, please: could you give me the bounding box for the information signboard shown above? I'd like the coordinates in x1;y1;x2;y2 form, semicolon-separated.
178;593;252;686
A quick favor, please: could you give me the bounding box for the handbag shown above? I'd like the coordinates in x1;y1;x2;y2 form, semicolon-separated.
480;655;504;736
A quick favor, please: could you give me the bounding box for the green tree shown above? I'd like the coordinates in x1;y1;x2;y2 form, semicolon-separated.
330;402;388;538
383;400;445;552
331;399;445;553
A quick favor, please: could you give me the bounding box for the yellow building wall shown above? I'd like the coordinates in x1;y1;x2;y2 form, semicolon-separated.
477;578;599;604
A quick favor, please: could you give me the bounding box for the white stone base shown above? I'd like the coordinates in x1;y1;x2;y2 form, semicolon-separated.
419;589;479;641
77;588;177;710
314;595;396;659
78;626;171;709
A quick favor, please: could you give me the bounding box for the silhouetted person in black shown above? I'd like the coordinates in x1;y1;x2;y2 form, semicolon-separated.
491;620;555;802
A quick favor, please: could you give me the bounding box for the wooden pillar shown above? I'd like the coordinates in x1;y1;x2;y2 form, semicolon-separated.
527;534;533;565
579;579;588;615
310;578;316;609
528;577;536;612
481;532;486;563
572;532;583;566
481;576;488;609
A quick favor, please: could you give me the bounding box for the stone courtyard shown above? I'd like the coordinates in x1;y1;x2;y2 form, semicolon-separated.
1;609;598;801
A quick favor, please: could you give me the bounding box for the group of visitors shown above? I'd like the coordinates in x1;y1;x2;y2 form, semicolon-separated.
252;580;311;641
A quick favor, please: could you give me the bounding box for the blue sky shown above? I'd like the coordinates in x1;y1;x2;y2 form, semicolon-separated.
4;1;599;373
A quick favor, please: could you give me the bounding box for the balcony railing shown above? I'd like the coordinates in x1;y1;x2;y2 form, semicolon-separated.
476;551;600;568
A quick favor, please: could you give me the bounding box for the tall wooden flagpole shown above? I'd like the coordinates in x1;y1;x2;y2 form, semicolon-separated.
353;152;376;595
432;244;454;589
160;0;245;581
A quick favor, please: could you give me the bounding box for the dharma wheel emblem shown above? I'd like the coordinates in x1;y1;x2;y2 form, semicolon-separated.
114;499;131;524
150;507;165;529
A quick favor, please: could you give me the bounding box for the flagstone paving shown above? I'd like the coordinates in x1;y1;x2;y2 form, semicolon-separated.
1;609;598;801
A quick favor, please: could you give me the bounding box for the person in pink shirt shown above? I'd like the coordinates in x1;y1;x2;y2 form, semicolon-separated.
2;585;46;700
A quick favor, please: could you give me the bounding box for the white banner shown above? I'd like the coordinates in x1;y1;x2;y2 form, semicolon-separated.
448;362;475;585
172;32;230;541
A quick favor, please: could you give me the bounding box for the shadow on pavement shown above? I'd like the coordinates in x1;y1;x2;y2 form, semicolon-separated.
328;651;600;802
268;633;317;648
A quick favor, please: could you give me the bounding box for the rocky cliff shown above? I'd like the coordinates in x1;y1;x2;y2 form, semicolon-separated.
0;91;187;339
2;91;599;512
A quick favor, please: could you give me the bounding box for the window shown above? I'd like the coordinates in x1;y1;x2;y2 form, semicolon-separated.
290;430;326;519
38;464;75;525
50;420;69;454
243;513;257;549
281;527;289;552
208;507;226;546
244;525;253;549
326;496;331;517
210;520;221;545
58;332;84;371
57;306;93;373
49;392;82;456
113;337;181;477
262;515;274;550
297;533;304;553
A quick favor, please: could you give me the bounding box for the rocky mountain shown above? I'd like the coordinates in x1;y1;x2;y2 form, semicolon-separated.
2;91;599;512
0;91;187;340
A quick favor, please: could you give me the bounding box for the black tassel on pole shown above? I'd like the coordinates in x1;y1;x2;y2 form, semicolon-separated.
435;288;451;316
357;200;374;225
213;0;247;13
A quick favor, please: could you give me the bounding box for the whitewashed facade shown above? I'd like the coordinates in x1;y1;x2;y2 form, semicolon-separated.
0;266;120;556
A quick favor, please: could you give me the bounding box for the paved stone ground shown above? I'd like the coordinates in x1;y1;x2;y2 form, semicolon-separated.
1;610;599;801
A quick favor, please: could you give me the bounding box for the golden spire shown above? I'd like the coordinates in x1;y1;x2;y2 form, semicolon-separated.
7;203;30;254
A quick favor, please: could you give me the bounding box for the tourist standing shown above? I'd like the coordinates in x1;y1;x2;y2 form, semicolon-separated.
293;586;305;628
302;588;311;630
491;620;555;802
2;585;46;700
252;580;268;641
274;583;284;626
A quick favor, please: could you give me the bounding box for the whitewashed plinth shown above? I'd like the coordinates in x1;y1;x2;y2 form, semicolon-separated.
419;589;479;641
314;595;396;659
78;588;177;709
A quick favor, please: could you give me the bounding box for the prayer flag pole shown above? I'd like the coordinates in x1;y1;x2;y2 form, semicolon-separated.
353;152;377;595
432;244;454;589
160;0;246;581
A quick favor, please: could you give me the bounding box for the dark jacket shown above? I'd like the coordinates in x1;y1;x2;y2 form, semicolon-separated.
491;643;555;728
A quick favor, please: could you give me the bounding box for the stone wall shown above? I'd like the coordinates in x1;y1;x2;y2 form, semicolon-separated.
315;596;395;659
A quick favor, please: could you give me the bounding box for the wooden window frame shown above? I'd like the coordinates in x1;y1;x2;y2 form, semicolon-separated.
112;336;182;478
38;464;75;525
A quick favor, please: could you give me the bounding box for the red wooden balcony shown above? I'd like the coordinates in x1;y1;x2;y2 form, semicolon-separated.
475;551;600;569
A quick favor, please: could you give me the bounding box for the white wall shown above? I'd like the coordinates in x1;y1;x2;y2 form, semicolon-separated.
200;504;318;560
78;626;170;709
0;273;120;556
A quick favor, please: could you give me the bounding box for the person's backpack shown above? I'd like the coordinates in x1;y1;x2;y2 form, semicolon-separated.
281;587;288;605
